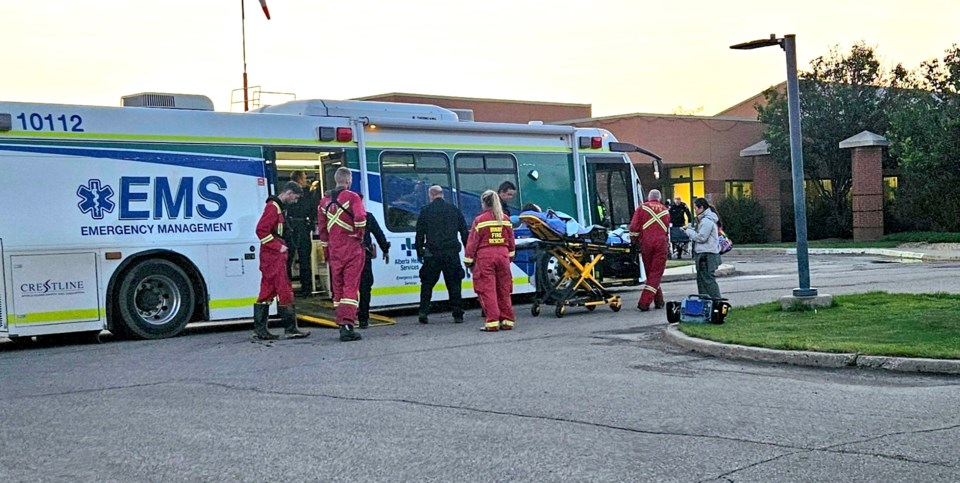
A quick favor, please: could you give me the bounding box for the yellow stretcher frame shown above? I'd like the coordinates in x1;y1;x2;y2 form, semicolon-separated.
520;213;633;318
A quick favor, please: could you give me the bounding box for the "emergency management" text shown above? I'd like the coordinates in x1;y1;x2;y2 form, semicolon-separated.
81;222;234;236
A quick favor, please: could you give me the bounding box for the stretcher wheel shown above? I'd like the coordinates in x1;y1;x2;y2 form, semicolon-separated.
610;297;622;312
586;305;596;311
531;303;541;317
555;305;566;318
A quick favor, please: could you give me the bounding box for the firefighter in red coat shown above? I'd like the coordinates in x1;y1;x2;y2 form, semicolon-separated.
464;190;516;332
317;167;366;342
253;181;310;340
629;189;671;311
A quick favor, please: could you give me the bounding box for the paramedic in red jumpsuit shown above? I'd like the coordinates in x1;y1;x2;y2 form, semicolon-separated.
253;181;310;340
464;190;516;332
317;167;366;342
629;189;671;311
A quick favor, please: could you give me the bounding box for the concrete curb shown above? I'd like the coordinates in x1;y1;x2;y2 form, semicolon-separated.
663;325;960;375
661;264;736;283
733;247;960;261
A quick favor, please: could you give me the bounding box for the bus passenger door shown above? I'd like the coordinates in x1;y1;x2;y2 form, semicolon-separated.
586;159;636;229
586;158;642;285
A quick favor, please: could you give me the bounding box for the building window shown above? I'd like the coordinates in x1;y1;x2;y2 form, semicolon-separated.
669;165;704;207
454;153;519;222
725;180;753;199
380;151;451;232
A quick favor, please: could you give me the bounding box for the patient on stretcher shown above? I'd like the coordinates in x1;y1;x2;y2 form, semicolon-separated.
517;209;631;246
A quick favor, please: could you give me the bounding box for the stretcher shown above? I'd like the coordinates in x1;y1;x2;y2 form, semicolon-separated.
519;210;633;318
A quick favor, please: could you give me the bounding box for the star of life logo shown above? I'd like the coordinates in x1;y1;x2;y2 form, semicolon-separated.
77;179;116;220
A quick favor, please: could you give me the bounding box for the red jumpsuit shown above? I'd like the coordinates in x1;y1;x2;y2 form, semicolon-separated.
629;200;670;310
464;210;516;331
317;188;367;326
256;196;294;305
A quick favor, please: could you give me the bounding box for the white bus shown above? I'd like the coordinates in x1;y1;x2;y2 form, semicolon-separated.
0;94;659;340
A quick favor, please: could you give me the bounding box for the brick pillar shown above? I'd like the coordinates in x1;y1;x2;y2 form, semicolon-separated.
741;141;781;242
752;155;782;242
840;131;888;241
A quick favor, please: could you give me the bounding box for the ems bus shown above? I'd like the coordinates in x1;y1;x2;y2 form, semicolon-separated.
0;94;659;341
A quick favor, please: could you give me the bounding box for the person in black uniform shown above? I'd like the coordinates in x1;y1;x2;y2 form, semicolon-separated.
497;180;517;217
415;185;469;324
669;196;692;228
358;198;391;329
283;171;317;296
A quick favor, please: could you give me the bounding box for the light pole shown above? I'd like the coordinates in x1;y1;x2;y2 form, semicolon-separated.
731;34;818;297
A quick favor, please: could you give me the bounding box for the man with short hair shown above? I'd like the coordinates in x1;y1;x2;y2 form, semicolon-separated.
252;181;310;340
317;167;366;342
629;189;671;311
415;185;469;324
497;181;517;217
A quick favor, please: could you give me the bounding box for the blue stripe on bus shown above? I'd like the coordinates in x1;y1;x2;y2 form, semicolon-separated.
0;144;265;177
366;173;382;203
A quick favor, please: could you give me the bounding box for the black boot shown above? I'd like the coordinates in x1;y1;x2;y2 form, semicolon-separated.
279;305;310;339
339;325;363;342
358;318;369;329
253;303;278;340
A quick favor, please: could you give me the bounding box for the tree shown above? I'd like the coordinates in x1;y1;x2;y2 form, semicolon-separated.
886;45;960;231
756;42;905;239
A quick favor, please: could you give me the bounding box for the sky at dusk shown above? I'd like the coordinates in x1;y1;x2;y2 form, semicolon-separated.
4;0;958;116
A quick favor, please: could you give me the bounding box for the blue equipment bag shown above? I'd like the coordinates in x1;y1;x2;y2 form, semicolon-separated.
680;295;730;324
680;295;714;324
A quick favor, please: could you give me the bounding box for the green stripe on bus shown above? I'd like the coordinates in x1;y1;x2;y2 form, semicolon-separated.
1;131;350;147
209;297;259;309
371;277;530;296
11;309;101;324
366;141;570;152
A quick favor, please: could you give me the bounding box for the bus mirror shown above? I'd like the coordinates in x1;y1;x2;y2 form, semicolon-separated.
609;142;664;179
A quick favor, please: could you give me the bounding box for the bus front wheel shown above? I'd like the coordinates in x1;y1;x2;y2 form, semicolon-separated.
116;259;195;339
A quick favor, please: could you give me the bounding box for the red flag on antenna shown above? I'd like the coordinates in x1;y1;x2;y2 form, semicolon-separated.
258;0;271;19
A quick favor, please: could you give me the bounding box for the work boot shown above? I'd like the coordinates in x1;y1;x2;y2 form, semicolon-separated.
418;314;429;324
358;318;369;329
279;305;310;339
339;325;363;342
252;303;278;340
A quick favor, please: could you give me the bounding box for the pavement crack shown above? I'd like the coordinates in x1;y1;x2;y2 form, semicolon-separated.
0;381;171;401
197;381;815;451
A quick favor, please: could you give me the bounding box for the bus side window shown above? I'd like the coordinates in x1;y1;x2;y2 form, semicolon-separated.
454;153;519;222
380;151;451;232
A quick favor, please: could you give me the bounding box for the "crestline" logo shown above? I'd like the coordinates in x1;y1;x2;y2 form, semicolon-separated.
20;279;86;297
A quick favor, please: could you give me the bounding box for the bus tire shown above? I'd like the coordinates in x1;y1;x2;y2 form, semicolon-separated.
116;259;195;340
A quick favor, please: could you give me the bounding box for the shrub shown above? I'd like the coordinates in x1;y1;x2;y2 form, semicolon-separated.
715;196;767;244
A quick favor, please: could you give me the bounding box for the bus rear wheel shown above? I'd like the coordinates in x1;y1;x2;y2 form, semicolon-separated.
116;259;195;339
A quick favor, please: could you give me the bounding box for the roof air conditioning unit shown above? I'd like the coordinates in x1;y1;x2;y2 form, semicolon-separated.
121;93;215;111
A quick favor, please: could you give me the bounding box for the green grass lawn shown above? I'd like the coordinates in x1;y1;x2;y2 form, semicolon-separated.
666;260;693;269
678;292;960;359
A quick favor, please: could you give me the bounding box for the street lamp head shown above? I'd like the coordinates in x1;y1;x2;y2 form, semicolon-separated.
730;34;783;50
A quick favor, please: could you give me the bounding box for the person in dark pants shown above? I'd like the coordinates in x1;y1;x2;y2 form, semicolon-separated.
283;171;317;296
415;185;469;324
358;204;390;329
